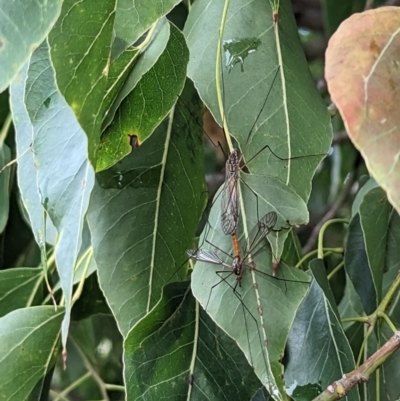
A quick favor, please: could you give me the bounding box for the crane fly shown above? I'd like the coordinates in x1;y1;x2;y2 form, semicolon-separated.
187;211;310;395
188;211;279;289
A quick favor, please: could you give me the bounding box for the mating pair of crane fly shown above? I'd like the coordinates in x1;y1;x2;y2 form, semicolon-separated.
187;211;280;292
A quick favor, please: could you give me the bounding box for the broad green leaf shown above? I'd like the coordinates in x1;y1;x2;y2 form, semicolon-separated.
285;261;359;401
0;306;64;400
113;0;181;58
124;281;263;401
48;0;116;165
386;211;400;272
359;187;391;303
88;81;205;336
191;200;310;400
102;18;170;133
0;268;42;317
51;223;97;296
345;214;377;315
98;22;189;171
343;322;364;365
0;0;62;92
184;0;332;202
321;0;366;36
351;177;379;217
10;64;58;249
338;276;365;325
24;42;95;350
0;139;11;234
326;7;400;215
26;368;55;401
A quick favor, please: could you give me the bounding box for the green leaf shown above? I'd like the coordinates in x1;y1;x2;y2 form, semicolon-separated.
345;214;377;315
101;18;170;133
24;42;95;350
124;281;263;401
88;81;206;336
0;306;64;400
0;0;62;92
338;276;365;325
184;0;332;202
48;0;116;165
359;187;391;304
113;0;181;58
386;211;400;272
0;140;11;234
321;0;366;36
98;22;189;171
26;367;55;401
10;64;53;248
351;177;379;216
0;268;42;317
52;223;97;295
191;203;310;399
285;260;359;401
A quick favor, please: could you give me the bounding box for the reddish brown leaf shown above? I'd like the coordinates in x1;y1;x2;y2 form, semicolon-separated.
325;7;400;213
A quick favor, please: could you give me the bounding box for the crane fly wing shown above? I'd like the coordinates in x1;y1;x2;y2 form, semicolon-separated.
221;172;239;235
187;249;227;266
244;211;278;259
259;211;278;232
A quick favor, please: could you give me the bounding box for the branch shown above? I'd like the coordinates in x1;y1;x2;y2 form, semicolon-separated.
313;331;400;401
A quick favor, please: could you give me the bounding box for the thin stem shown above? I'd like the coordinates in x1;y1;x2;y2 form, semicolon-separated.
378;270;400;312
52;371;92;401
341;316;369;324
295;247;343;269
70;337;110;401
327;260;344;280
49;390;70;401
39;215;58;309
72;247;93;304
377;311;397;334
27;269;51;307
216;0;234;153
104;384;125;392
0;113;12;145
317;219;348;259
357;324;374;367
